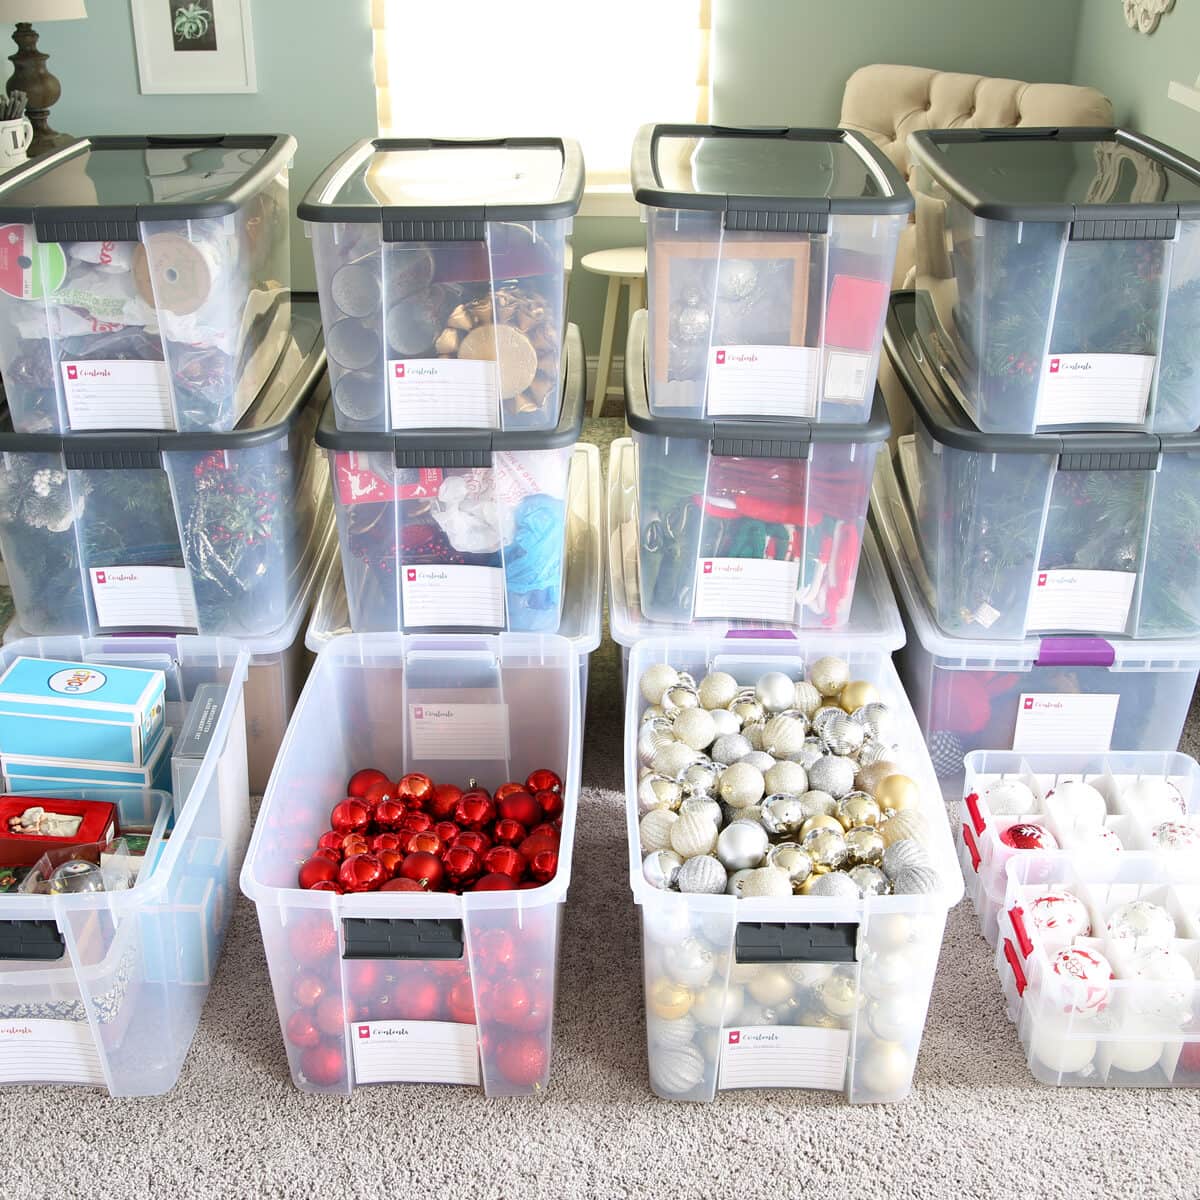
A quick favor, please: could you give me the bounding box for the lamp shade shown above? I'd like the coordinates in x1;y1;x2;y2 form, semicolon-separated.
0;0;86;20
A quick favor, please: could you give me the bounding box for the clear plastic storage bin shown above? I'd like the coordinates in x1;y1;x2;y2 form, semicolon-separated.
887;292;1200;640
301;137;583;433
871;448;1200;801
909;127;1200;434
993;816;1200;1086
0;134;295;434
317;324;583;634
0;636;251;1094
625;310;888;627
631;124;911;422
0;303;329;639
957;750;1200;948
241;633;582;1096
606;436;904;688
624;635;962;1105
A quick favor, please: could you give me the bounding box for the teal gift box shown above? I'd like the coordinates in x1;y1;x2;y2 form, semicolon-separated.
2;730;174;794
0;657;167;766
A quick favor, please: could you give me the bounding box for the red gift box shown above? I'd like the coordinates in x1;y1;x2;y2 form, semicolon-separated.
0;797;118;867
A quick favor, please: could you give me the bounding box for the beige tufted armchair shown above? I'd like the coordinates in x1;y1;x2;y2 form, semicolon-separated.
839;64;1113;436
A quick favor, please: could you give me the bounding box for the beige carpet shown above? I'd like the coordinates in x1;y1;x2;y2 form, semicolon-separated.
4;423;1200;1198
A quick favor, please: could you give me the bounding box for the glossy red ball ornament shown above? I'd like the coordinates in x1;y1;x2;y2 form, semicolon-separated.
312;847;341;864
442;844;482;887
400;850;445;891
452;830;491;855
298;855;339;890
399;810;433;836
492;977;531;1026
475;928;518;977
518;881;541;890
394;978;441;1021
347;767;390;798
455;792;496;832
288;920;338;966
518;830;558;865
338;853;388;893
496;1034;548;1087
473;872;517;892
529;822;561;842
492;818;527;848
363;778;396;811
433;820;460;845
309;880;344;893
300;1044;345;1087
315;994;349;1038
330;798;370;836
291;970;325;1009
529;848;559;884
373;799;405;832
405;829;444;857
376;848;404;878
396;773;435;810
285;1010;321;1048
341;834;370;858
371;832;404;853
429;783;464;821
446;977;478;1024
494;781;528;805
317;830;345;856
534;789;564;820
346;960;383;1002
497;790;541;827
1000;822;1059;851
483;846;525;881
380;877;425;892
526;768;562;796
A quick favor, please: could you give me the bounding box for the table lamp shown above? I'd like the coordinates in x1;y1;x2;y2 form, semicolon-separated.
0;0;86;157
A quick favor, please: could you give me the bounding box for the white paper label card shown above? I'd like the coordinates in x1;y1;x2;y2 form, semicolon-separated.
401;564;505;628
706;345;819;418
1025;568;1135;635
1013;693;1120;754
693;557;799;622
823;349;872;403
0;1018;105;1085
89;565;199;630
388;358;499;429
718;1025;849;1091
61;360;173;430
1036;353;1154;426
351;1020;480;1086
408;702;510;761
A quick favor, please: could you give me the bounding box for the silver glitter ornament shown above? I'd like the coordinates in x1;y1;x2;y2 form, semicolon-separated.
819;712;865;757
663;937;717;988
792;680;822;718
643;850;683;890
639;809;679;853
891;864;941;895
638;774;683;814
799;790;837;819
755;671;796;713
764;760;808;796
672;708;718;751
850;702;896;743
760;793;806;837
718;762;765;808
811;706;846;737
708;708;741;738
766;842;813;887
809;656;850;697
739;866;794;899
882;839;932;880
849;865;891;896
716;821;770;871
640;663;680;705
711;733;753;765
698;671;739;710
797;738;825;769
807;755;857;799
760;715;809;760
805;871;861;899
741;751;777;774
677;855;729;895
650;1044;706;1095
680;796;723;827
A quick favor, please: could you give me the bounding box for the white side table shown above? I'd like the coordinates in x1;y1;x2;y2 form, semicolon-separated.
581;246;647;417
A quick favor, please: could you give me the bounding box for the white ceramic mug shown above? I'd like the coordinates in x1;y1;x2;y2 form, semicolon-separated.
0;118;33;169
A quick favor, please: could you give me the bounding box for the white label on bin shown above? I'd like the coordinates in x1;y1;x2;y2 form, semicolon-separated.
350;1019;480;1086
388;358;499;429
61;360;174;431
718;1025;849;1091
401;564;505;628
693;557;799;622
408;703;510;761
0;1018;105;1085
823;350;872;403
1013;693;1120;754
89;565;199;630
1036;353;1154;426
1025;568;1134;635
706;346;819;419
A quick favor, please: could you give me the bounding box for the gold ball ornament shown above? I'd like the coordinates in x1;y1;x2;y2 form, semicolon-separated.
649;978;694;1021
800;814;844;841
804;827;849;872
809;656;850;697
718;761;765;808
835;792;883;830
838;680;880;713
651;742;702;779
844;825;885;867
765;841;814;887
818;973;864;1018
638;774;683;815
748;967;795;1007
855;759;903;796
697;670;739;710
640;663;680;706
875;773;921;814
738;866;794;899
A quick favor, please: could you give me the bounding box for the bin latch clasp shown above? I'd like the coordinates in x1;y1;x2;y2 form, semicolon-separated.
734;921;857;964
342;917;464;960
0;919;65;961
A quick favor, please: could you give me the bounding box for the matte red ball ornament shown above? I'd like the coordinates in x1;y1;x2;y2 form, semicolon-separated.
483;845;525;881
315;994;349;1038
534;789;564;820
291;971;325;1009
446;977;478;1024
288;920;337;966
330;798;370;836
380;877;425;892
452;830;491;855
347;768;390;798
497;790;541;827
346;960;383;1001
473;872;517;892
393;977;441;1021
400;850;445;891
497;1034;549;1087
492;818;527;847
300;1044;345;1087
518;829;558;865
429;783;464;821
454;791;496;832
442;844;482;886
529;848;559;884
317;830;345;856
285;1010;321;1048
338;853;388;893
526;768;561;796
298;855;339;890
492;977;531;1026
1000;822;1059;851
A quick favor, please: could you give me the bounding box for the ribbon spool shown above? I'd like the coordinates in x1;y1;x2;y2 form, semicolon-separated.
133;232;221;316
331;261;381;318
458;324;537;400
326;317;379;372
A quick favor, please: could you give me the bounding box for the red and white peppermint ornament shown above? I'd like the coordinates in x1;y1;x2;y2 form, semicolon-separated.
1050;945;1113;1015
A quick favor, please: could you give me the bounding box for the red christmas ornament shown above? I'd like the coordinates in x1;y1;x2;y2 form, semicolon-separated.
511;990;552;1033
442;844;482;887
288;920;337;966
1179;1041;1200;1074
298;855;339;890
525;768;562;796
380;877;425;892
300;1044;345;1088
315;994;349;1038
492;818;527;847
473;872;517;892
518;881;541;889
497;790;541;827
292;971;326;1009
346;960;383;1003
285;1010;321;1048
494;781;528;805
405;829;444;857
371;832;404;853
1000;822;1059;851
433;820;460;845
347;767;390;798
492;977;531;1026
475;928;518;977
340;834;370;858
518;829;558;865
496;1034;548;1087
455;791;496;831
399;810;434;836
529;848;559;884
363;778;396;811
317;830;345;856
338;853;388;893
373;799;406;832
376;848;404;878
400;850;445;891
483;846;525;881
309;880;344;893
452;830;491;856
330;798;370;836
534;789;564;820
392;977;441;1021
396;773;435;810
446;977;478;1024
312;847;341;864
429;783;464;821
529;822;561;841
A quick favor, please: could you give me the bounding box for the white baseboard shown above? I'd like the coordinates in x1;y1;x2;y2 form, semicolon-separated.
585;354;625;407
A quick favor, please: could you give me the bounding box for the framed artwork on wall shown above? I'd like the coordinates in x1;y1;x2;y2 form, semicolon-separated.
131;0;257;94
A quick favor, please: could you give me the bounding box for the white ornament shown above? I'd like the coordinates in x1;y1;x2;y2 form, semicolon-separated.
1026;886;1092;952
671;708;718;752
1127;946;1195;1024
676;855;728;895
1106;900;1176;950
716;821;769;871
1152;821;1200;852
1045;779;1108;830
747;967;794;1006
670;812;719;859
663;937;717;988
760;715;808;760
640;663;679;706
738;866;794;899
650;1044;706;1094
708;709;741;738
718;762;765;809
1030;1022;1096;1076
1107;1036;1164;1075
639;809;679;853
711;733;753;766
857;1040;912;1096
643;850;683;890
741;751;777;775
981;778;1039;816
755;671;796;713
652;741;702;779
1050;946;1113;1016
1066;824;1124;855
679;796;722;827
792;680;822;718
698;671;739;710
1122;777;1187;825
647;1012;698;1049
764;760;808;796
809;656;850;697
638;774;682;815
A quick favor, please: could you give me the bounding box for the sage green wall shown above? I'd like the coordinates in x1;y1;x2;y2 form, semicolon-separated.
1072;0;1200;156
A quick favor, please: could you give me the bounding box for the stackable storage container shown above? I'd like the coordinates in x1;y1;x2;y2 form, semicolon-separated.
909;127;1200;434
317;324;583;634
0;134;295;434
0;636;250;1094
887;292;1200;641
241;633;581;1096
301;137;583;434
871;448;1200;800
625;310;888;627
0;302;329;639
307;442;601;710
606;436;904;688
624;635;962;1105
957;750;1200;947
631;124;912;422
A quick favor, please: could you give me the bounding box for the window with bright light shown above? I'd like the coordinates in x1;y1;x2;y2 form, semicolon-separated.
372;0;709;192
